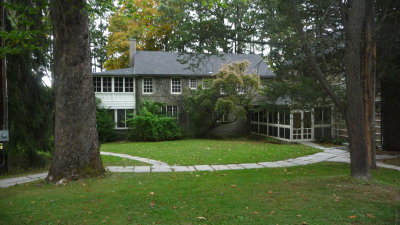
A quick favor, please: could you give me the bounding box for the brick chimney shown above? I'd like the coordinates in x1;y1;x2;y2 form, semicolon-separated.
129;38;136;68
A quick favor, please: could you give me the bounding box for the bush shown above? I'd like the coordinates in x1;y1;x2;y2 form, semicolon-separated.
127;101;182;141
96;99;116;142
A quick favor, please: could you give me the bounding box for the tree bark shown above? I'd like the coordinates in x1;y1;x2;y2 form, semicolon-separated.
363;0;376;168
47;0;104;182
343;0;370;179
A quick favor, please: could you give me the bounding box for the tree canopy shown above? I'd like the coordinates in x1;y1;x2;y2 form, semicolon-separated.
184;61;259;136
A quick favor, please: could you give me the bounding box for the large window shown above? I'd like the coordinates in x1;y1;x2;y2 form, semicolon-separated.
125;77;134;92
114;77;124;92
116;109;134;128
103;77;112;92
143;78;153;94
93;77;134;93
189;78;198;89
171;78;182;94
93;77;101;92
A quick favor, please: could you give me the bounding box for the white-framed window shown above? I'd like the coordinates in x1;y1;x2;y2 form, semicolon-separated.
93;77;101;92
125;77;134;92
103;77;112;92
114;77;124;92
220;87;226;95
116;109;134;128
189;78;198;89
171;77;182;94
161;105;178;118
143;77;153;94
93;77;134;93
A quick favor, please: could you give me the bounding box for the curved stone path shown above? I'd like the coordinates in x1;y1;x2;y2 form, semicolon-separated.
103;142;400;173
0;142;399;188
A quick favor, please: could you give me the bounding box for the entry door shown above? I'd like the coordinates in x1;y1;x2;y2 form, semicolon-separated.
292;111;312;141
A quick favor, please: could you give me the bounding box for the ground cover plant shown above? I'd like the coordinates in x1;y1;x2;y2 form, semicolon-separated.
100;139;321;165
0;162;399;224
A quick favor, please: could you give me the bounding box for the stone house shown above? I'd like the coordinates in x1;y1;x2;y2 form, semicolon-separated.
93;39;381;144
93;39;274;136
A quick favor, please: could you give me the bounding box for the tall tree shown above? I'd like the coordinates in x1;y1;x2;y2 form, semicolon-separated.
288;0;375;178
88;0;115;72
47;0;104;182
105;0;174;70
1;0;53;172
259;0;376;178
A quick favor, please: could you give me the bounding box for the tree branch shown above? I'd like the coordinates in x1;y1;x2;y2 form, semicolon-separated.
290;0;345;115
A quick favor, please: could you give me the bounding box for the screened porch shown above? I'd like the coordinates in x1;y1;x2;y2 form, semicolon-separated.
250;107;332;142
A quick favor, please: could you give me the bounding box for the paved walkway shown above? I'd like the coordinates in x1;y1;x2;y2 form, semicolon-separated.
1;142;399;188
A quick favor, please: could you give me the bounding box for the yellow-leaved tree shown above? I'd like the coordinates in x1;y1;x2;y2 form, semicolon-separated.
104;0;175;70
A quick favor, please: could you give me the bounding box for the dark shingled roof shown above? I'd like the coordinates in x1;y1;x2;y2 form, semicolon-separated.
94;51;275;78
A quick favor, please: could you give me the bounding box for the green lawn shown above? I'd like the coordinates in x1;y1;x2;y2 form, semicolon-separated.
101;155;150;167
100;139;321;165
1;163;399;224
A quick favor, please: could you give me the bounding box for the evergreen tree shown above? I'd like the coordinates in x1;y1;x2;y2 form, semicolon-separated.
1;0;53;172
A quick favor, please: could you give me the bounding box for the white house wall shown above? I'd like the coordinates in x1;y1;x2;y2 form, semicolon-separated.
96;92;135;109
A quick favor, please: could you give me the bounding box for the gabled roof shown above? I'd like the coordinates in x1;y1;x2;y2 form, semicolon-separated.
94;51;275;78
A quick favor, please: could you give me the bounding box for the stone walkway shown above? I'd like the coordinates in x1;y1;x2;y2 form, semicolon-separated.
1;142;399;188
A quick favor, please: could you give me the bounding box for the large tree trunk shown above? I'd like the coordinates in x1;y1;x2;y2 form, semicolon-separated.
47;0;104;182
362;0;376;168
344;0;370;179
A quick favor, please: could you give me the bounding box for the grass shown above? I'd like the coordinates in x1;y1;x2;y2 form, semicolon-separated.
379;157;400;167
101;155;150;167
0;162;399;224
100;139;321;165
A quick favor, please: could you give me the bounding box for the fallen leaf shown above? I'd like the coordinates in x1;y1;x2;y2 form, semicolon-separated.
172;206;177;210
349;215;356;219
245;207;249;210
252;211;259;214
296;214;302;218
88;212;92;215
268;191;273;194
231;184;237;188
196;216;206;220
150;201;156;207
366;214;375;218
301;222;308;225
149;192;155;195
270;210;275;215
